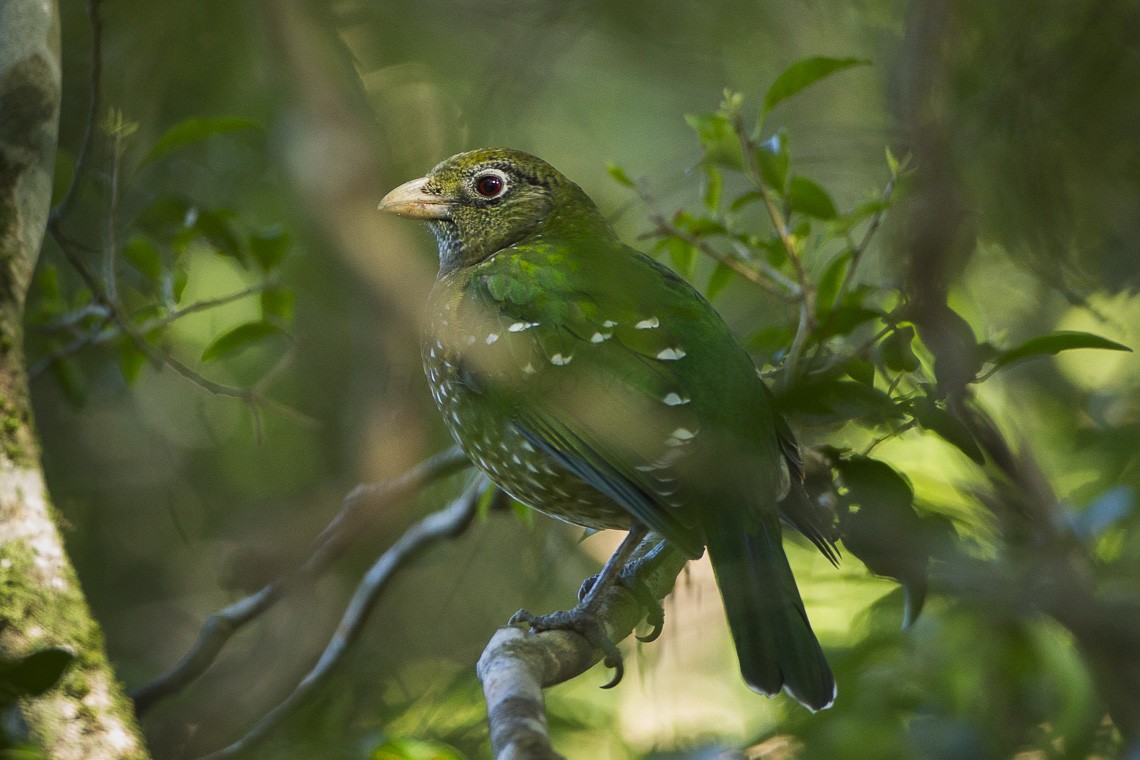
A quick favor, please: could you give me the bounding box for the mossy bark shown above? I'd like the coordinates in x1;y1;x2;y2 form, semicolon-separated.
0;2;149;757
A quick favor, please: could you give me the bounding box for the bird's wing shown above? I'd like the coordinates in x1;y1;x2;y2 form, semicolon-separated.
448;242;718;557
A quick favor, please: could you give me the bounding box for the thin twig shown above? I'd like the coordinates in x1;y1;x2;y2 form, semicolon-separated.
133;282;271;334
131;446;471;714
191;472;485;760
27;318;116;378
836;170;899;305
632;183;798;301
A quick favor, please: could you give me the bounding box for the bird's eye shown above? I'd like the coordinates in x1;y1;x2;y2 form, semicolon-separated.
474;172;506;198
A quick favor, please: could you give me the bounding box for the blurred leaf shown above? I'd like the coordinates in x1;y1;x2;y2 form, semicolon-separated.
140;116;262;167
192;208;244;262
836;456;936;626
684;112;744;170
123;236;163;283
885;145;901;175
761;56;871;118
706;262;735;300
815;250;853;316
729;190;762;212
660;238;695;280
135;196;194;242
261;288;295;323
816;305;883;340
0;648;74;699
845;357;875;386
117;336;148;385
787;176;838;219
201;321;285;362
171;266;189;303
673;210;726;237
702;164;722;211
605;162;635;188
991;330;1131;370
880;326;921;373
781;377;902;423
250;226;290;272
912;398;985;465
755;130;789;190
371;736;466;760
50;357;88;407
747;324;794;358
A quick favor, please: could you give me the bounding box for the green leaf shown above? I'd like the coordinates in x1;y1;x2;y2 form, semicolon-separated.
118;336;148;385
50;357;88;407
141;116;262;167
192;208;244;261
729;190;762;212
761;56;871;118
371;736;466;760
747;324;795;358
885;146;900;175
880;325;921;373
2;648;74;698
992;331;1131;370
787;176;838;219
706;262;735;301
261;288;295;323
912;398;985;464
845;357;875;386
201;321;286;362
250;226;290;272
123;236;163;283
815;250;853;316
606;162;635;188
171;266;189;303
660;238;695;280
673;210;726;237
754;130;789;190
702;164;722;211
816;305;883;340
684;112;744;170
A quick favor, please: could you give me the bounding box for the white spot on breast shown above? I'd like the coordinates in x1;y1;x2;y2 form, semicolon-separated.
523;362;537;375
671;427;696;441
466;336;476;345
486;333;499;344
635;317;660;329
602;320;618;327
662;392;690;406
509;321;539;332
550;353;573;365
656;347;687;360
590;331;613;343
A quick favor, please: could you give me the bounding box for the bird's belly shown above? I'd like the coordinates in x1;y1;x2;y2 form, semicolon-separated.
424;360;629;531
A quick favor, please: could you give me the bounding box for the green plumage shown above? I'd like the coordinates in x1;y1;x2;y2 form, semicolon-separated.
381;147;837;710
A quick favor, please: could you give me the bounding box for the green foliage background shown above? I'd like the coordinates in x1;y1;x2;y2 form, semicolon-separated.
27;0;1140;758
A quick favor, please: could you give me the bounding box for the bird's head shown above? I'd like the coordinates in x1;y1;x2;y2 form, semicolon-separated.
379;148;608;273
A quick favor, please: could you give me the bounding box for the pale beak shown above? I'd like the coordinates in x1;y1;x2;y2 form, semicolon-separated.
377;176;452;220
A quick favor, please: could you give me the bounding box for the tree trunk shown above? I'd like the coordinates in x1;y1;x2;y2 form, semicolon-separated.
0;1;149;757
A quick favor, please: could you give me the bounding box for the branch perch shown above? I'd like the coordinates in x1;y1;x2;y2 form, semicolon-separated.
478;541;688;760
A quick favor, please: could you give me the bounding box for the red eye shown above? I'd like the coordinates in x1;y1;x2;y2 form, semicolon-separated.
475;173;505;198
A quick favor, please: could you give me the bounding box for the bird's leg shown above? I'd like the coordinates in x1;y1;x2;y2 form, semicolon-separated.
577;535;673;643
510;524;648;688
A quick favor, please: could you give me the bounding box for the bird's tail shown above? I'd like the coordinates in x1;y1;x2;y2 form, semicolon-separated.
704;511;835;711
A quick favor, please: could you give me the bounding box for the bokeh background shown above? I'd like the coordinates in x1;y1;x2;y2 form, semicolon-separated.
29;0;1140;758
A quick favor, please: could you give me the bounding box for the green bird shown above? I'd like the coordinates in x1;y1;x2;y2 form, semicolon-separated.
379;148;837;710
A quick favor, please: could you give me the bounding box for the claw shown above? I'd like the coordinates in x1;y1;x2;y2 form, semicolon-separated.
577;573;598;603
506;605;626;689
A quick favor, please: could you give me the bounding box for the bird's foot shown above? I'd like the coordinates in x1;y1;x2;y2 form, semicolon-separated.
576;544;668;644
509;606;626;688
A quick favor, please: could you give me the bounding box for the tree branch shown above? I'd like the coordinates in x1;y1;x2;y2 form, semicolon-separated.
131;445;471;714
477;541;688;760
192;472;486;760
